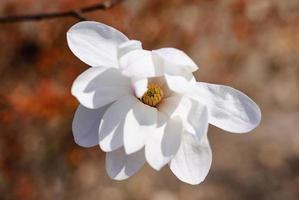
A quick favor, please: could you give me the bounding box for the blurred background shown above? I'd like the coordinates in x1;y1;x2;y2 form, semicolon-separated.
0;0;298;199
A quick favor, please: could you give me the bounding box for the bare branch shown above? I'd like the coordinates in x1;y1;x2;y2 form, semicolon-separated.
0;0;124;23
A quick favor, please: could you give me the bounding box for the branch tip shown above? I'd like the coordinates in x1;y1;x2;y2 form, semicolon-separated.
0;0;125;23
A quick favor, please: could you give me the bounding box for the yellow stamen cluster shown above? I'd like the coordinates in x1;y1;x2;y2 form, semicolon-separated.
141;83;164;107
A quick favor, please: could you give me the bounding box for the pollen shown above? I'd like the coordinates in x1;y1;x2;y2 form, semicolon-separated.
141;83;164;107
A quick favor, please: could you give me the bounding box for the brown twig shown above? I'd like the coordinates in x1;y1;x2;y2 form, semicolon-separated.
0;0;124;23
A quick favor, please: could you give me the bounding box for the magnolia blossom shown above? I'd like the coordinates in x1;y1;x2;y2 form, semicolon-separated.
67;21;261;185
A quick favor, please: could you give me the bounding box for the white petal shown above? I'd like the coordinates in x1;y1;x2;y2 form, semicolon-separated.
106;147;145;180
164;74;193;94
67;21;128;67
120;50;163;78
192;82;261;133
169;133;212;185
145;114;183;170
71;67;131;109
158;96;209;141
123;102;157;154
118;40;142;58
152;48;198;76
72;104;109;147
131;77;148;98
99;95;138;152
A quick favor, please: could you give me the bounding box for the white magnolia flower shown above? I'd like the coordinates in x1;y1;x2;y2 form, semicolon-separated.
67;21;261;185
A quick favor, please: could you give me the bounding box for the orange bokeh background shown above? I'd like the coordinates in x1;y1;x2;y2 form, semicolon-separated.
0;0;298;199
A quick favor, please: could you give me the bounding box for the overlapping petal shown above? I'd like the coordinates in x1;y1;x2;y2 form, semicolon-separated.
152;48;198;78
164;74;193;94
158;95;209;141
118;40;142;59
72;104;109;147
120;49;163;78
120;48;197;80
67;21;128;68
99;95;138;152
71;67;131;109
131;77;148;98
106;147;145;180
192;82;261;133
145;114;183;170
169;133;212;185
123;101;157;154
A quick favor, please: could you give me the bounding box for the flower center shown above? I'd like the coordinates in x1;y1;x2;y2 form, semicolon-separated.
141;83;164;107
